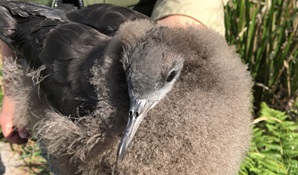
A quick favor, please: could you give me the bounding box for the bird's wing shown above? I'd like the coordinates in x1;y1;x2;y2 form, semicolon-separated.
66;4;149;35
0;1;67;45
0;1;114;116
38;23;112;116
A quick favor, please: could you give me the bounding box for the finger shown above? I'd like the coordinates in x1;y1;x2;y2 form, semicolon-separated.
0;95;16;139
0;95;27;144
1;120;14;138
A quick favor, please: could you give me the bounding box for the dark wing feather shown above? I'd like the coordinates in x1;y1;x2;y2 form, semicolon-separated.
66;4;149;35
0;2;146;116
12;19;112;116
0;1;67;45
0;1;113;116
39;23;111;116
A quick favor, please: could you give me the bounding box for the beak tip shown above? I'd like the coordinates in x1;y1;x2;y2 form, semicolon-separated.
116;99;150;165
116;148;126;166
116;141;127;164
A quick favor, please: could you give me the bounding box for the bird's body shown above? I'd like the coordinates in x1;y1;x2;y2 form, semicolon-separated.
0;1;252;175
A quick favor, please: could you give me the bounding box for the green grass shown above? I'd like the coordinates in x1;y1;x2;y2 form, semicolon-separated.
225;0;298;111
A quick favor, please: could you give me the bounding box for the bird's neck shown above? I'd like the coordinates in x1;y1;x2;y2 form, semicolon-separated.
90;37;129;119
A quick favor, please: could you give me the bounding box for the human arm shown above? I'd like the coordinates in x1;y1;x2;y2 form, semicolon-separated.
152;0;229;36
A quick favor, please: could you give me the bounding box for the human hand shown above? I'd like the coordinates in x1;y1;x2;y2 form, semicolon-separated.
157;15;206;28
0;95;29;144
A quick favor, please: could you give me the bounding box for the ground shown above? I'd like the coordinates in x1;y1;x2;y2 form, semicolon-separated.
0;142;31;175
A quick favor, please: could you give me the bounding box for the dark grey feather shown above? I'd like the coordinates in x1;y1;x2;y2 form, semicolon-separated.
66;4;149;35
0;1;141;116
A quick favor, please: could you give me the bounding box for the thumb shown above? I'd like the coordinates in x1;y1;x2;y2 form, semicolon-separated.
0;95;27;144
0;97;15;138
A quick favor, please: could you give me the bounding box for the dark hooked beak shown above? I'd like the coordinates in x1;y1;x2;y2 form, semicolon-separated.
117;99;154;165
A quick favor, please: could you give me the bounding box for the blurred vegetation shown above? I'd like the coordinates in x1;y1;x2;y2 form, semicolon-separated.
225;0;298;174
0;0;297;174
18;0;52;6
19;140;50;174
225;0;298;112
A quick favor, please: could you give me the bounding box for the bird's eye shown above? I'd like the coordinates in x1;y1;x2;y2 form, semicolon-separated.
166;70;177;82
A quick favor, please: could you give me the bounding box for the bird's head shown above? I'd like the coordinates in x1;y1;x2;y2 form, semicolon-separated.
117;20;184;164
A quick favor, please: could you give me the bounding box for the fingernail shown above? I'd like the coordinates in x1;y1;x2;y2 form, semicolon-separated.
19;130;29;139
